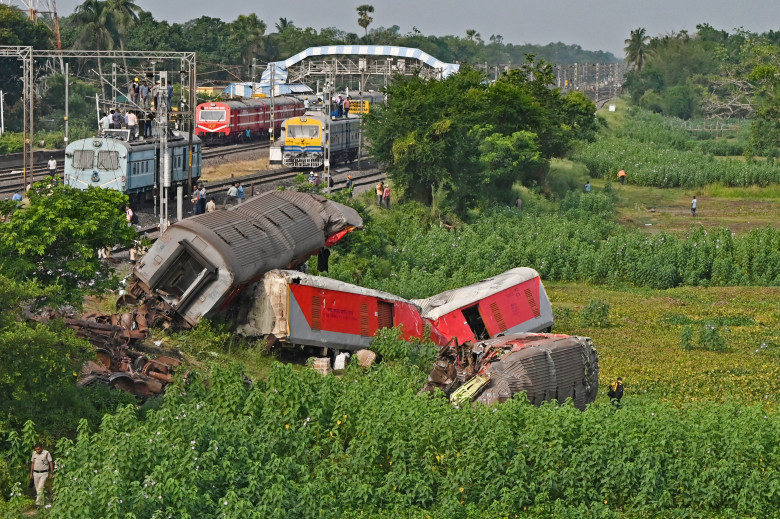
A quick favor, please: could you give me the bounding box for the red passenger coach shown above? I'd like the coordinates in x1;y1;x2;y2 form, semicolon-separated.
236;270;448;351
196;96;304;143
414;268;554;345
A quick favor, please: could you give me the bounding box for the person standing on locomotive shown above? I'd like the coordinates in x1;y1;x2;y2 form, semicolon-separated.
140;81;150;110
343;96;351;117
131;78;140;104
126;111;138;140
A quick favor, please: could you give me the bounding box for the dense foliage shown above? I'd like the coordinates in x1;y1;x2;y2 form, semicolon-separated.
364;61;599;211
23;357;775;519
572;107;780;188
0;179;135;307
326;192;780;296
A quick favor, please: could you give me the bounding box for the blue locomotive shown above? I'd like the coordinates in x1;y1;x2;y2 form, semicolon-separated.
64;128;202;201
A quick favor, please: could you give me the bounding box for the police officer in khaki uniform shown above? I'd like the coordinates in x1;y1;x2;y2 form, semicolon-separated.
30;443;53;506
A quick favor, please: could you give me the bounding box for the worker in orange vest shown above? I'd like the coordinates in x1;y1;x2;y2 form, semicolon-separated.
618;169;626;185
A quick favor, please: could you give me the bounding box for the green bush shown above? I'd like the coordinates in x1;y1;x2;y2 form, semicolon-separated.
579;299;611;327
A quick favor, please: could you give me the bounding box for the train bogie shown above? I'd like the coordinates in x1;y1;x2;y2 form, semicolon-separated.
64;130;201;198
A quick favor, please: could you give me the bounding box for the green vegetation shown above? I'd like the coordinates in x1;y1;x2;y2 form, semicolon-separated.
0;179;135;307
364;60;599;212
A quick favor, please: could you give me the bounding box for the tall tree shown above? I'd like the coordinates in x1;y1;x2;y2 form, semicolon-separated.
275;17;294;32
229;14;267;76
73;0;113;98
624;27;652;71
356;4;374;37
106;0;142;91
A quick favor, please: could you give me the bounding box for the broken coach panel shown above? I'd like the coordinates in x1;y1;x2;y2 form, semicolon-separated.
236;269;448;351
413;268;554;344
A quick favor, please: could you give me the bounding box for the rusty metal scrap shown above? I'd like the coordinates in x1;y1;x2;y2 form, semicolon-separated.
67;311;182;399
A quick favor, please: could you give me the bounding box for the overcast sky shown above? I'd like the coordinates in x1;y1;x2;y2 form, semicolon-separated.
49;0;780;56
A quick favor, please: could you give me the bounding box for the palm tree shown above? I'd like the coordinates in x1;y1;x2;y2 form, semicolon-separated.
73;0;113;99
106;0;141;92
275;17;294;32
230;14;267;76
624;27;652;71
466;29;481;43
356;5;374;37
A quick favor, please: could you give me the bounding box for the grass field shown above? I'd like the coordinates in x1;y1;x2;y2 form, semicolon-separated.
588;178;780;234
548;282;780;411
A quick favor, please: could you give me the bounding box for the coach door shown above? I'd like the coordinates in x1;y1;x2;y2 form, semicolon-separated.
377;301;394;330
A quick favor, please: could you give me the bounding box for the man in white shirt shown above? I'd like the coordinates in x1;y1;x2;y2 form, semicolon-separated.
47;156;57;176
224;182;238;208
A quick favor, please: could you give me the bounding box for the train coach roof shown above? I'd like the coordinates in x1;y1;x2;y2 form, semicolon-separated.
412;267;541;320
267;269;416;304
204;97;301;110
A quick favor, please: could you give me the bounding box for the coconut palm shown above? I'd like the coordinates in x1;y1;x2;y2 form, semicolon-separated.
356;5;374;37
624;27;652;71
230;14;267;75
73;0;113;98
275;17;294;32
106;0;141;92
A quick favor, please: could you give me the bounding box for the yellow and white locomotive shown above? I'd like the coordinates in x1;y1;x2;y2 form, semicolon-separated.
271;112;361;168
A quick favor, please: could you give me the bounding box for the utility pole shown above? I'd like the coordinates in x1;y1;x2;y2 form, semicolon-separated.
269;64;275;143
64;62;69;145
158;71;170;232
111;62;117;105
251;57;257;95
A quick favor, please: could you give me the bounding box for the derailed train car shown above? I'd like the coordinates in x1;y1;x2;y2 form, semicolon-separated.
413;267;554;344
235;269;448;351
121;191;362;327
421;333;599;410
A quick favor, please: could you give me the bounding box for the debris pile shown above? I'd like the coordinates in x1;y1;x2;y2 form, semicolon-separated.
66;310;182;398
421;333;599;410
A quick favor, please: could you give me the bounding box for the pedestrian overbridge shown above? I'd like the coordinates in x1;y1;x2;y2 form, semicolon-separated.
260;45;460;91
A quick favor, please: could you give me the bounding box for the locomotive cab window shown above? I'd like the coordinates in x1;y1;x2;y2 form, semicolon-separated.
200;109;226;122
97;151;119;170
287;124;319;139
73;150;94;170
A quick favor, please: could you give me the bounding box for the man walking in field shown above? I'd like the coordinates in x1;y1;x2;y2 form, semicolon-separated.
691;196;697;217
30;443;53;507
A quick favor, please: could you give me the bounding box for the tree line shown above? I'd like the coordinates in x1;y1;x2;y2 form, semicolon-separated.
623;24;780;153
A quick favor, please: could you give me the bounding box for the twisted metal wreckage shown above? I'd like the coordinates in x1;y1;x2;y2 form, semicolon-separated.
70;191;363;397
68;192;599;408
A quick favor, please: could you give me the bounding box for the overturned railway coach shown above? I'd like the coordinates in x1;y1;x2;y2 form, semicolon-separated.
236;269;448;351
122;191;363;327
